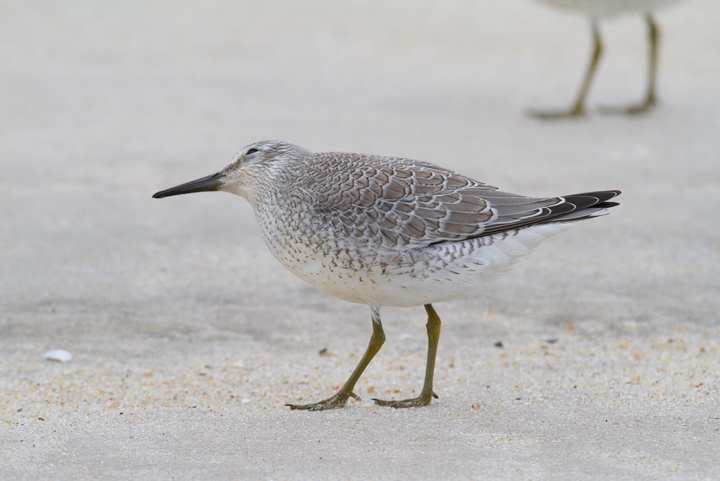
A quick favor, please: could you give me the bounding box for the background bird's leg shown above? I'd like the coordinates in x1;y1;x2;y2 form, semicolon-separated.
286;305;385;411
373;304;441;408
601;13;659;115
530;18;602;119
643;13;659;109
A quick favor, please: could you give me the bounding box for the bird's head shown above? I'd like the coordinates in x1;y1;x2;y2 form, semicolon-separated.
152;140;308;202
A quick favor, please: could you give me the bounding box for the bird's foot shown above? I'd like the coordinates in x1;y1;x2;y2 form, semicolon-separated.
372;391;438;409
598;99;656;116
286;390;360;411
527;106;586;120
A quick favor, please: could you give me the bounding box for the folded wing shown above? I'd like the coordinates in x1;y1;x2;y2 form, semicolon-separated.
309;152;620;249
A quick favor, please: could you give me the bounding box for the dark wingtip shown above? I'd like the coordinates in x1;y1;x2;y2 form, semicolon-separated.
595;201;620;209
562;190;622;210
542;190;622;224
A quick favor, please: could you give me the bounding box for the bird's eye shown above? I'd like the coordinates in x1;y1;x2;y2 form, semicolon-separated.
246;148;259;155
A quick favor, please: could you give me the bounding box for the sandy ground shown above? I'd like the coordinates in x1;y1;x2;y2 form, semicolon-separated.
1;0;719;479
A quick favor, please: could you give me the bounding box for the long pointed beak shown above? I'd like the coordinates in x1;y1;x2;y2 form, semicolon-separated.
152;172;225;199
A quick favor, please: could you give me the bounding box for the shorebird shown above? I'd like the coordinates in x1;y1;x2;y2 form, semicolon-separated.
153;140;620;410
530;0;684;118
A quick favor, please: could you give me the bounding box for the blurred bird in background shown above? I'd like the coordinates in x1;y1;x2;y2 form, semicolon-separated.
530;0;685;118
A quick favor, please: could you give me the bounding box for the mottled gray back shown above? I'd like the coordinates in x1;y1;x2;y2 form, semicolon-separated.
282;151;564;249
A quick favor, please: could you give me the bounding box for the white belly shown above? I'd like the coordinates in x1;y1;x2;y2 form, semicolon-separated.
535;0;682;17
261;222;577;308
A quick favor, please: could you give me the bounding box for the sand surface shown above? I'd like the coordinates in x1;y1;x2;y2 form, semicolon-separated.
1;0;719;479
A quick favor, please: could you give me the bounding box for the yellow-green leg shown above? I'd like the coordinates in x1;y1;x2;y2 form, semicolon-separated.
601;13;659;115
530;19;602;119
286;305;385;411
373;304;441;408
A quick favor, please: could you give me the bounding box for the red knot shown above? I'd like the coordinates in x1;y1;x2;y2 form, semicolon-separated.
153;140;620;410
530;0;685;118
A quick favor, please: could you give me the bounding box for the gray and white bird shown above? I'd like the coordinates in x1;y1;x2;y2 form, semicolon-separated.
531;0;684;118
153;140;620;410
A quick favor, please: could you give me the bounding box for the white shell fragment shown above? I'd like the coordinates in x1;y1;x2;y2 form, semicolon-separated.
43;349;72;362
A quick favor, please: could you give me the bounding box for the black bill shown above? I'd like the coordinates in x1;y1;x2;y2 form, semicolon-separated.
152;172;225;199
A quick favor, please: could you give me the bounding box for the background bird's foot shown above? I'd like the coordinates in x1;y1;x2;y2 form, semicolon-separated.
527;106;586;120
286;391;360;411
598;99;656;116
372;391;438;409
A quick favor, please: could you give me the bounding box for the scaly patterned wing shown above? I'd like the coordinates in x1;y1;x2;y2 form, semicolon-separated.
307;152;608;249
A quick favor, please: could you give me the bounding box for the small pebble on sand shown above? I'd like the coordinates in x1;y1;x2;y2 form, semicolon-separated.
43;349;72;362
